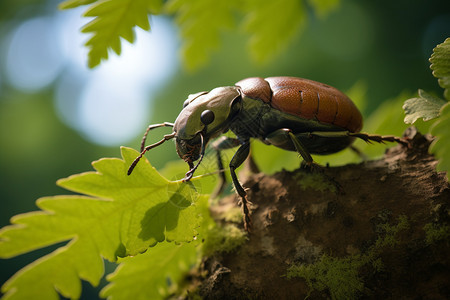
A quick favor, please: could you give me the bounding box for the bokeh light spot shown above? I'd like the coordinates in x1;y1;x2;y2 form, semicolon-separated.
6;16;64;92
78;78;150;145
54;15;179;146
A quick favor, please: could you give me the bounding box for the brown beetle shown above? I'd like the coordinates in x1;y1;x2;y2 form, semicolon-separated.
129;77;408;230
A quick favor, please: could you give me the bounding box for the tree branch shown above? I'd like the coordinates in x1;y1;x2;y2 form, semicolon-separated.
195;127;450;299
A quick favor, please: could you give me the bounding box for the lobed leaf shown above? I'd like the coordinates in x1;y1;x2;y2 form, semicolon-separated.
100;193;219;300
101;192;214;300
430;37;450;100
0;147;202;299
100;241;198;300
80;0;163;68
429;102;450;180
403;89;447;124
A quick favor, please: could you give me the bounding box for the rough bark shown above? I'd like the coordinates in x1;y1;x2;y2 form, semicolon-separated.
195;128;450;299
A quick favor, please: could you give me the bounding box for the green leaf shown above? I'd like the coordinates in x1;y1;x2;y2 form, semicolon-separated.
430;37;450;100
81;0;163;68
403;89;447;124
430;102;450;180
101;193;218;300
0;147;202;299
242;0;307;62
100;241;198;300
59;0;97;10
160;158;222;196
164;0;238;70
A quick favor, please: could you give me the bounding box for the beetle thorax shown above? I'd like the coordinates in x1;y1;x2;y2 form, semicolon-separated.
173;86;241;141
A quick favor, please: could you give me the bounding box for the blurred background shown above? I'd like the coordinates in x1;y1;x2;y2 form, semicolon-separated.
0;0;449;297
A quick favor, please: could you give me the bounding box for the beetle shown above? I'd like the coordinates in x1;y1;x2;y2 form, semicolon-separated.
128;76;408;230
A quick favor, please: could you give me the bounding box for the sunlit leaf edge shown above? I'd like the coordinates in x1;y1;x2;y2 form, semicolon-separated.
67;0;162;68
403;89;447;124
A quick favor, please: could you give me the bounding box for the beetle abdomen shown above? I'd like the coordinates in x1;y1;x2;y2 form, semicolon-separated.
236;76;363;133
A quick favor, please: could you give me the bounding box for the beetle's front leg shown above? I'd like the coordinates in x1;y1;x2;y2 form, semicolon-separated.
211;136;242;197
140;122;174;152
229;140;252;230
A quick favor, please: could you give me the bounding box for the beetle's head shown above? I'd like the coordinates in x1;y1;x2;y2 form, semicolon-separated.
173;86;242;163
127;86;242;179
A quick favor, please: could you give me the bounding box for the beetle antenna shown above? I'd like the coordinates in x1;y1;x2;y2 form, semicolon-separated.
183;133;206;181
140;122;174;152
128;132;176;175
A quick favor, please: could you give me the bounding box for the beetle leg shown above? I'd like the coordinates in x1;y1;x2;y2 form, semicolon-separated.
140;122;174;152
306;131;409;147
214;149;226;197
265;129;314;164
348;132;410;147
211;137;242;197
128;132;176;175
267;130;345;192
229;140;252;231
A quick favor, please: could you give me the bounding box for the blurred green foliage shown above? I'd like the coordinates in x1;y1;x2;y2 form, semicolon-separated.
61;0;337;69
0;0;449;298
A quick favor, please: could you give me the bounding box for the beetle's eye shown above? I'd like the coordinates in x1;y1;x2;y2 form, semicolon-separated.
183;99;190;108
200;110;215;125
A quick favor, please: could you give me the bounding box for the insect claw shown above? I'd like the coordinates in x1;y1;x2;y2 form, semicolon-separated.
243;210;253;232
182;171;194;182
238;194;253;232
300;160;316;172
